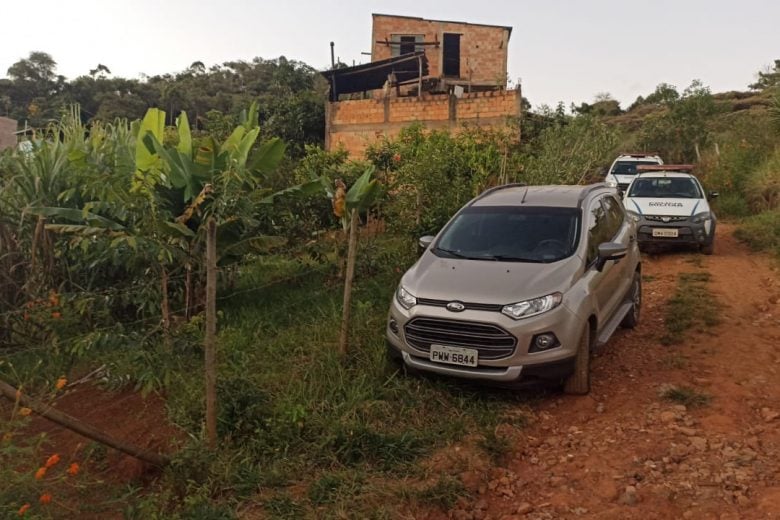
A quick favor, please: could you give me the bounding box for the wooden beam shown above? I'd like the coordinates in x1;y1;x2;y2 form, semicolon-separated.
0;380;170;467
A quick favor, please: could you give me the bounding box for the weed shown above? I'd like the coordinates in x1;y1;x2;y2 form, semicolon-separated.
662;353;690;370
661;271;720;345
264;494;305;519
642;274;657;283
478;429;512;465
735;209;780;257
413;476;468;510
660;385;712;408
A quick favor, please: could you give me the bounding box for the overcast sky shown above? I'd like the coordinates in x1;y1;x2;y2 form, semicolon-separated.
1;0;777;109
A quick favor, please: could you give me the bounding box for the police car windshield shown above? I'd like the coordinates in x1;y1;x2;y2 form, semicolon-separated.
628;177;702;199
611;160;659;176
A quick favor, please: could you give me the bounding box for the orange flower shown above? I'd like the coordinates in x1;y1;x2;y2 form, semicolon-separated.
17;503;30;516
55;377;67;390
48;290;60;307
35;467;47;480
19;407;32;417
39;493;52;505
44;454;60;468
51;311;62;320
67;463;80;476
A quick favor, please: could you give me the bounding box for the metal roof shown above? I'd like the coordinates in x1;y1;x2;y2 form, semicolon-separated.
320;51;428;101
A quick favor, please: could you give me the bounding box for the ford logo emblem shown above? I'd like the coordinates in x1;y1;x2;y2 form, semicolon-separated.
446;301;465;312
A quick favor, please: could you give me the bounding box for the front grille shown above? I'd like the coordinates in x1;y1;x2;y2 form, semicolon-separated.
645;215;688;222
404;317;517;360
416;298;503;312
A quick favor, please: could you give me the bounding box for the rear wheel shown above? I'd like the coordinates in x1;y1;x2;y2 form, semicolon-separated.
620;271;641;329
563;323;591;395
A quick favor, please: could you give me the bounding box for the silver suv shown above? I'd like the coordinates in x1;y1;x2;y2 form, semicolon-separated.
386;184;641;394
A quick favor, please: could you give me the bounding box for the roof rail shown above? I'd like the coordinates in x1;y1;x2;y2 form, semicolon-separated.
471;183;527;204
576;182;609;205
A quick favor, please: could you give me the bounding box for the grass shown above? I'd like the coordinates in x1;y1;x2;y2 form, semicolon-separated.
146;237;528;517
660;385;712;408
661;271;721;345
735;209;780;257
412;475;469;510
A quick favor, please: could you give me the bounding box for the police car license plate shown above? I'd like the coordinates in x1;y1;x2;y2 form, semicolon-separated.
430;345;478;367
652;228;678;238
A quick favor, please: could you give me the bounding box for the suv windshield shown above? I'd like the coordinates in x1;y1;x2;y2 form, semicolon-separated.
434;206;581;263
611;160;659;176
627;177;702;199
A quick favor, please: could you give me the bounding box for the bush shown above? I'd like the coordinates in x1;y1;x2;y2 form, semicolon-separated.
744;150;780;213
734;210;780;256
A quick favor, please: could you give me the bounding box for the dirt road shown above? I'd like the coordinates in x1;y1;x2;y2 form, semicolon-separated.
436;224;780;520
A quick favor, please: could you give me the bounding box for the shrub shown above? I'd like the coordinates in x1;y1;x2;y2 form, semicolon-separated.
734;210;780;256
743;150;780;213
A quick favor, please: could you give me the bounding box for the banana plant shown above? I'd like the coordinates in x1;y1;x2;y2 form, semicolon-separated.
337;166;381;356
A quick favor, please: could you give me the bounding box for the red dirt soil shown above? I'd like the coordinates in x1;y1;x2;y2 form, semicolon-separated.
421;224;780;520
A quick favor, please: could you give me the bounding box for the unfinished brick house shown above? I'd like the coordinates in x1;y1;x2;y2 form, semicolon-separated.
322;14;521;157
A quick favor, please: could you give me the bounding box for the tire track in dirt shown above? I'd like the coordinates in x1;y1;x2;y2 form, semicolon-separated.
425;224;780;520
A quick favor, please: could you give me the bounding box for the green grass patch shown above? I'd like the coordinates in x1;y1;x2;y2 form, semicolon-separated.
411;475;468;510
147;237;528;516
735;209;780;257
661;271;720;345
660;385;712;408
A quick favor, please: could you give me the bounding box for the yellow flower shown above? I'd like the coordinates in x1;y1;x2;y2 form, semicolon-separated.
55;377;67;390
19;407;32;417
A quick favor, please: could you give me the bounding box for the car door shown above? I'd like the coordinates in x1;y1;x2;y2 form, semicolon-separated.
601;194;634;313
583;195;623;326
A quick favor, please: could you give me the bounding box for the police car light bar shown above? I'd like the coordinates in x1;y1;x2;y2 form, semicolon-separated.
636;164;694;172
621;152;660;158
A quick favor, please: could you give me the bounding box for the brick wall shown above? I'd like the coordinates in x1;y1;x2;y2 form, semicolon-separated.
372;14;510;86
326;88;521;157
0;117;17;152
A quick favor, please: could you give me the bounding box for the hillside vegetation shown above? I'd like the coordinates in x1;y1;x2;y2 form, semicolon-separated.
0;53;778;518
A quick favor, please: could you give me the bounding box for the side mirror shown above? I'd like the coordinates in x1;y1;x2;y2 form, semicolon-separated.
418;235;435;253
596;242;627;271
708;191;719;199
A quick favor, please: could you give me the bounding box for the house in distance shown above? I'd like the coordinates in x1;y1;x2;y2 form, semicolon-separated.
321;13;522;157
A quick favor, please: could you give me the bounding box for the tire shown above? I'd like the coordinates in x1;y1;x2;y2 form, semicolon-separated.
620;271;641;329
563;323;591;395
700;241;714;255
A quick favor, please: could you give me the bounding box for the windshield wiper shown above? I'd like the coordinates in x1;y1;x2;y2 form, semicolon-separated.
435;247;472;259
487;254;546;263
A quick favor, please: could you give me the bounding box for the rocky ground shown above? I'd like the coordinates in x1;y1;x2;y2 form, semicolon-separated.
425;225;780;520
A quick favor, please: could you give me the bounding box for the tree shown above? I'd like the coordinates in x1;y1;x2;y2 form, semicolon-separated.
749;60;780;91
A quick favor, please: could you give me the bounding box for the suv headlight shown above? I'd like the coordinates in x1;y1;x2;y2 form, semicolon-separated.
606;177;618;188
501;293;562;320
625;210;641;222
396;286;417;310
691;211;711;223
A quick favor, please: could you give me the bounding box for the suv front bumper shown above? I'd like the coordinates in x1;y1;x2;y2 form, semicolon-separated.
386;297;582;385
635;217;715;246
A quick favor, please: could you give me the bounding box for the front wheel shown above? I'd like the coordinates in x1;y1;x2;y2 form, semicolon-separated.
700;241;715;255
563;323;591;395
620;271;641;329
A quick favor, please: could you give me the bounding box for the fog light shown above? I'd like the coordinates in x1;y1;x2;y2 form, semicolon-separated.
388;319;399;334
530;332;559;353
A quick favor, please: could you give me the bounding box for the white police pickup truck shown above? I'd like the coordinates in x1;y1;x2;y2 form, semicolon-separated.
623;165;718;255
605;153;664;192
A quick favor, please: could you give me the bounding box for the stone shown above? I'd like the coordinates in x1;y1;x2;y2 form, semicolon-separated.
660;411;677;423
516;502;533;515
760;408;779;422
619;485;639;506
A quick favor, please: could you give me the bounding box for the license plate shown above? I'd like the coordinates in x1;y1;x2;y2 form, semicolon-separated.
429;344;478;367
652;228;679;238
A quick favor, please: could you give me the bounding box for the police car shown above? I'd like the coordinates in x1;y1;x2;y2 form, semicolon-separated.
623;165;718;255
605;153;664;192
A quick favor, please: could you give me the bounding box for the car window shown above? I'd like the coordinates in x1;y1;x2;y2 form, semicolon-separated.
586;198;611;265
610;160;659;176
627;177;702;198
434;206;581;263
602;196;624;238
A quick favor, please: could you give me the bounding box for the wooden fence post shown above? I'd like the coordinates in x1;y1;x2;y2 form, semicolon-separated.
205;218;218;448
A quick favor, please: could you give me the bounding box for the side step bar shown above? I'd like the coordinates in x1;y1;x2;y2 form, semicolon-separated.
596;301;633;347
